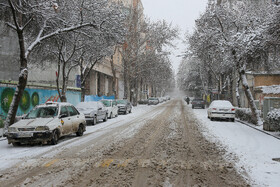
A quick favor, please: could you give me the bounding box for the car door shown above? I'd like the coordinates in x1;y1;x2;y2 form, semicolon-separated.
98;102;106;119
60;106;72;135
112;100;118;116
67;105;81;132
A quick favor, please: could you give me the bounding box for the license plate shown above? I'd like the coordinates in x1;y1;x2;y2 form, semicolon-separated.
17;132;33;138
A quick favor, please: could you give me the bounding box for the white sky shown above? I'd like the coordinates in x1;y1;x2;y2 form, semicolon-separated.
141;0;208;73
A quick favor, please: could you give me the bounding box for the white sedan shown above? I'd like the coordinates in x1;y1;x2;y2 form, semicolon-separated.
207;100;235;122
100;99;119;119
6;102;86;146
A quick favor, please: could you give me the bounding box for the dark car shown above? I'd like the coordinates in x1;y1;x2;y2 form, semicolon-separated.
191;99;205;109
116;100;132;114
148;97;159;105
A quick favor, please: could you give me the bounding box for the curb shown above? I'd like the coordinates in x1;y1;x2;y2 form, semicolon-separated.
236;119;280;141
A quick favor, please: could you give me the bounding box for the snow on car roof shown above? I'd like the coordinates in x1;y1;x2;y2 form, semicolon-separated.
76;102;99;108
210;100;233;107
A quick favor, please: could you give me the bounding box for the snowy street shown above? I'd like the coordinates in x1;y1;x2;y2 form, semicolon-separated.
0;98;279;186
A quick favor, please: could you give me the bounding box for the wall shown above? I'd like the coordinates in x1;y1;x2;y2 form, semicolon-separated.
0;86;81;118
254;75;280;87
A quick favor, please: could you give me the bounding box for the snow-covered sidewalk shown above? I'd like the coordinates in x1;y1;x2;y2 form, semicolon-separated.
189;105;280;187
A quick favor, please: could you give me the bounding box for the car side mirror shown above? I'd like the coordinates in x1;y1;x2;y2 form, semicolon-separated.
59;114;68;118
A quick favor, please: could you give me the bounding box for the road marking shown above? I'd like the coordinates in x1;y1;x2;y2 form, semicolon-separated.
44;159;59;167
100;159;114;168
117;159;131;167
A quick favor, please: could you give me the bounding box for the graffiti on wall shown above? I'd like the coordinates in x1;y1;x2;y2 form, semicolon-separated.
0;87;81;118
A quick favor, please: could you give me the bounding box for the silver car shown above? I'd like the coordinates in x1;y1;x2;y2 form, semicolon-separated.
76;101;108;125
6;102;86;146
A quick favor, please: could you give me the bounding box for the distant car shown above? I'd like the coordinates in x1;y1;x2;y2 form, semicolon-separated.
116;100;132;114
148;97;159;105
207;100;235;122
191;98;205;109
6;102;86;146
100;99;118;119
76;101;108;125
138;99;149;104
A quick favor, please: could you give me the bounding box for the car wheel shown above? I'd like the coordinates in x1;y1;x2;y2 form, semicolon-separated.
12;142;21;146
124;109;127;115
109;112;113;119
92;116;97;125
129;109;132;113
231;118;235;122
51;130;59;145
76;124;84;136
103;114;108;122
210;117;214;121
115;113;118;117
202;106;205;109
192;105;194;109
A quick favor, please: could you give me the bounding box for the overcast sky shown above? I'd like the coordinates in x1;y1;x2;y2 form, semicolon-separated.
141;0;208;73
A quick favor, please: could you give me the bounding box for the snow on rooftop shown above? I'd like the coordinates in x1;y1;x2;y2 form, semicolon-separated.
256;85;280;94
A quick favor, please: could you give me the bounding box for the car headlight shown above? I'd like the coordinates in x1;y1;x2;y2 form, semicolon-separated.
8;127;17;132
35;126;50;131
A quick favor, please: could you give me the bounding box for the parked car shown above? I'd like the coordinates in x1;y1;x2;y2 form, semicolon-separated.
100;99;118;119
148;97;159;105
6;102;86;146
138;99;149;105
207;100;235;122
116;99;132;114
76;101;108;125
191;98;205;109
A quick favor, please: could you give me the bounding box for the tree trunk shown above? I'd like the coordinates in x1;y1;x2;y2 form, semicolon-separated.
236;76;241;108
110;47;118;99
239;68;262;125
4;29;28;131
232;49;262;125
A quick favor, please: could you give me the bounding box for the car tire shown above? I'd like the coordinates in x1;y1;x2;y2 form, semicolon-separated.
202;106;205;109
51;130;59;145
210;117;214;121
192;105;194;109
129;109;132;113
103;114;108;122
12;142;21;147
76;124;84;136
109;112;113;119
231;118;235;122
115;113;118;117
124;109;127;115
92;116;97;125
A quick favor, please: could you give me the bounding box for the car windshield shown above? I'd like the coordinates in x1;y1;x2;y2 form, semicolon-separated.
101;100;111;107
25;106;58;119
76;102;98;111
117;100;127;104
149;98;157;100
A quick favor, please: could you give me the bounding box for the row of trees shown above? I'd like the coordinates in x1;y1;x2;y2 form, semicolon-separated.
1;0;178;130
177;0;280;125
121;6;178;105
